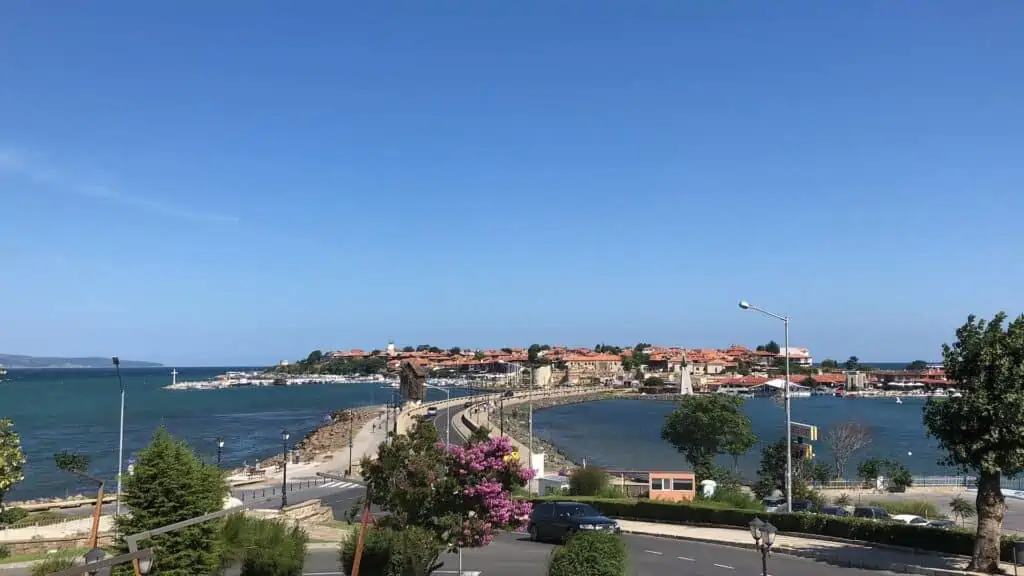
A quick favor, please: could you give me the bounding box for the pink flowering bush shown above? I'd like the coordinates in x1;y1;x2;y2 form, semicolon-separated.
361;421;533;551
439;435;534;547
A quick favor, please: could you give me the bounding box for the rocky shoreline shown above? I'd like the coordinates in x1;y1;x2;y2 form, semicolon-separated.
488;391;628;473
256;406;380;468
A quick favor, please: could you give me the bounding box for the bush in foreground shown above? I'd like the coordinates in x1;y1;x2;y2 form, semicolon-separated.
547;531;627;576
219;514;309;576
869;499;941;519
340;526;443;576
0;506;28;525
0;544;9;559
530;496;1023;562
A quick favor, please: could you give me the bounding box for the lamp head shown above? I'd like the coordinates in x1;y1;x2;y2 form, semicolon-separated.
281;429;290;441
112;356;120;366
217;437;225;448
738;300;751;310
763;521;778;547
138;555;154;575
748;517;764;541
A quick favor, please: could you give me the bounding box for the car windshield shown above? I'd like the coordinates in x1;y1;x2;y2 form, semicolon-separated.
560;504;600;517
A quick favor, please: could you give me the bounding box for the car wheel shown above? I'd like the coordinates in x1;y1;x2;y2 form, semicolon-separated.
529;525;539;542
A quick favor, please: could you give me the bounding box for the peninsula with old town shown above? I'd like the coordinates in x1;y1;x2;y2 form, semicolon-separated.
169;338;949;399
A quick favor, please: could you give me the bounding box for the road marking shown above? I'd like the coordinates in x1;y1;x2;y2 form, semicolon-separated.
323;481;357;489
643;550;663;555
677;556;694;561
713;564;734;570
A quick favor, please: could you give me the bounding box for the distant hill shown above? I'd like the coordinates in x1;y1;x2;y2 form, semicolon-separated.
0;354;163;369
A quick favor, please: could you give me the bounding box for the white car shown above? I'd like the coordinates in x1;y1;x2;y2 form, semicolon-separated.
892;514;930;526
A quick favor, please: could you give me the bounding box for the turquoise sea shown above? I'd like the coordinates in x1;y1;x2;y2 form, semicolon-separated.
1;367;476;501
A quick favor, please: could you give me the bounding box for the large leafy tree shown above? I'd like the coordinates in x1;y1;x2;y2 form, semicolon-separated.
0;418;26;511
661;394;755;478
754;437;811;499
115;427;228;576
923;313;1024;573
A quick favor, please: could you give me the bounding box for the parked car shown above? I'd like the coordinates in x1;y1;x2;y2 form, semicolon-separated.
853;506;892;521
762;497;786;513
503;390;515;398
791;499;817;513
927;519;956;529
528;502;620;542
892;514;930;526
820;506;851;517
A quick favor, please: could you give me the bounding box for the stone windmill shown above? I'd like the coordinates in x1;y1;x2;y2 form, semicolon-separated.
399;361;428;405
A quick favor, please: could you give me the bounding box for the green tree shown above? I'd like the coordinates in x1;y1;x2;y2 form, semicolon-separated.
856;457;884;487
950;494;976;527
906;360;929;371
820;358;839;370
115;427;228;576
474;351;486;361
449;347;462;355
754;437;809;499
568;468;610;497
764;340;781;354
402;346;416;353
501;348;513;354
416;345;432;352
844;356;860;370
809;461;834;486
304;350;323;365
53;451;90;474
922;313;1024;572
0;419;25;512
643;376;665;388
661;395;755;479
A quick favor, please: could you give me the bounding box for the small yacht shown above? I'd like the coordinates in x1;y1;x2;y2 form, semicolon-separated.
896;397;903;405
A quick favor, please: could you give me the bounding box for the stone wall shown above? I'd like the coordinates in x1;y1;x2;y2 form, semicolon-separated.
2;534;114;555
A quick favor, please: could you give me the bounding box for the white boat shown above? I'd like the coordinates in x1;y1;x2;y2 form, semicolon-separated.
896;397;903;404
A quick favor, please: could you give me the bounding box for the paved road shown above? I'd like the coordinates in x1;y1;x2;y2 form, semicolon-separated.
257;532;901;576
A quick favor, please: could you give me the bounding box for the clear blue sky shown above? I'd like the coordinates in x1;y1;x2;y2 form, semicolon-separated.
2;2;1022;366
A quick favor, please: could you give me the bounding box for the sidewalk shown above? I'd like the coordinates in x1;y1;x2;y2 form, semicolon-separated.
617;519;1011;576
0;515;113;542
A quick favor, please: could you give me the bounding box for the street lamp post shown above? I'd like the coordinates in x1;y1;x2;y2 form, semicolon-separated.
216;437;224;467
749;517;777;576
739;300;793;512
112;357;125;521
280;429;290;509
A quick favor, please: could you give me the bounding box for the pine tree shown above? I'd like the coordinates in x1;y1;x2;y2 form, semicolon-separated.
115;427;228;576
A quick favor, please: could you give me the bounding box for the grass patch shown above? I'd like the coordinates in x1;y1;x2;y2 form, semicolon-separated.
0;548;88;566
868;499;943;519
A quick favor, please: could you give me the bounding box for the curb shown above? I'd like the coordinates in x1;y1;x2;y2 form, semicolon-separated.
617;528;982;576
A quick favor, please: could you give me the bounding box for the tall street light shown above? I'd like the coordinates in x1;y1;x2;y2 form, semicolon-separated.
112;357;125;520
280;429;290;509
739;300;793;512
216;437;224;467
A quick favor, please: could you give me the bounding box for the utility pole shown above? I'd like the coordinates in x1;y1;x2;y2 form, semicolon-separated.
348;414;354;475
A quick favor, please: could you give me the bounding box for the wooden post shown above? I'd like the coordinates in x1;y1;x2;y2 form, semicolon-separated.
350;490;373;576
89;484;105;549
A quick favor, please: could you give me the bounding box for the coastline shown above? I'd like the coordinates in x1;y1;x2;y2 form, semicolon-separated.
487;391;633;472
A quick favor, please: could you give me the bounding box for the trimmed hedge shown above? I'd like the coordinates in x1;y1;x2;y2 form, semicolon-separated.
531;496;1022;562
340;526;443;576
548;531;627;576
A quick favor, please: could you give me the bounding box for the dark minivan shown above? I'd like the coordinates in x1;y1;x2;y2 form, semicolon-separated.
853;506;891;521
528;502;619;542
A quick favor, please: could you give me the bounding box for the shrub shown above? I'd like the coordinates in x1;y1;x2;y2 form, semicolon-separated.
0;507;28;525
697;487;761;511
568;468;609;497
548;531;627;576
30;551;77;576
528;496;1024;562
833;493;852;507
0;544;10;559
340;526;443;576
220;515;309;576
884;461;913;492
857;458;884;487
950;494;975;526
869;499;941;519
